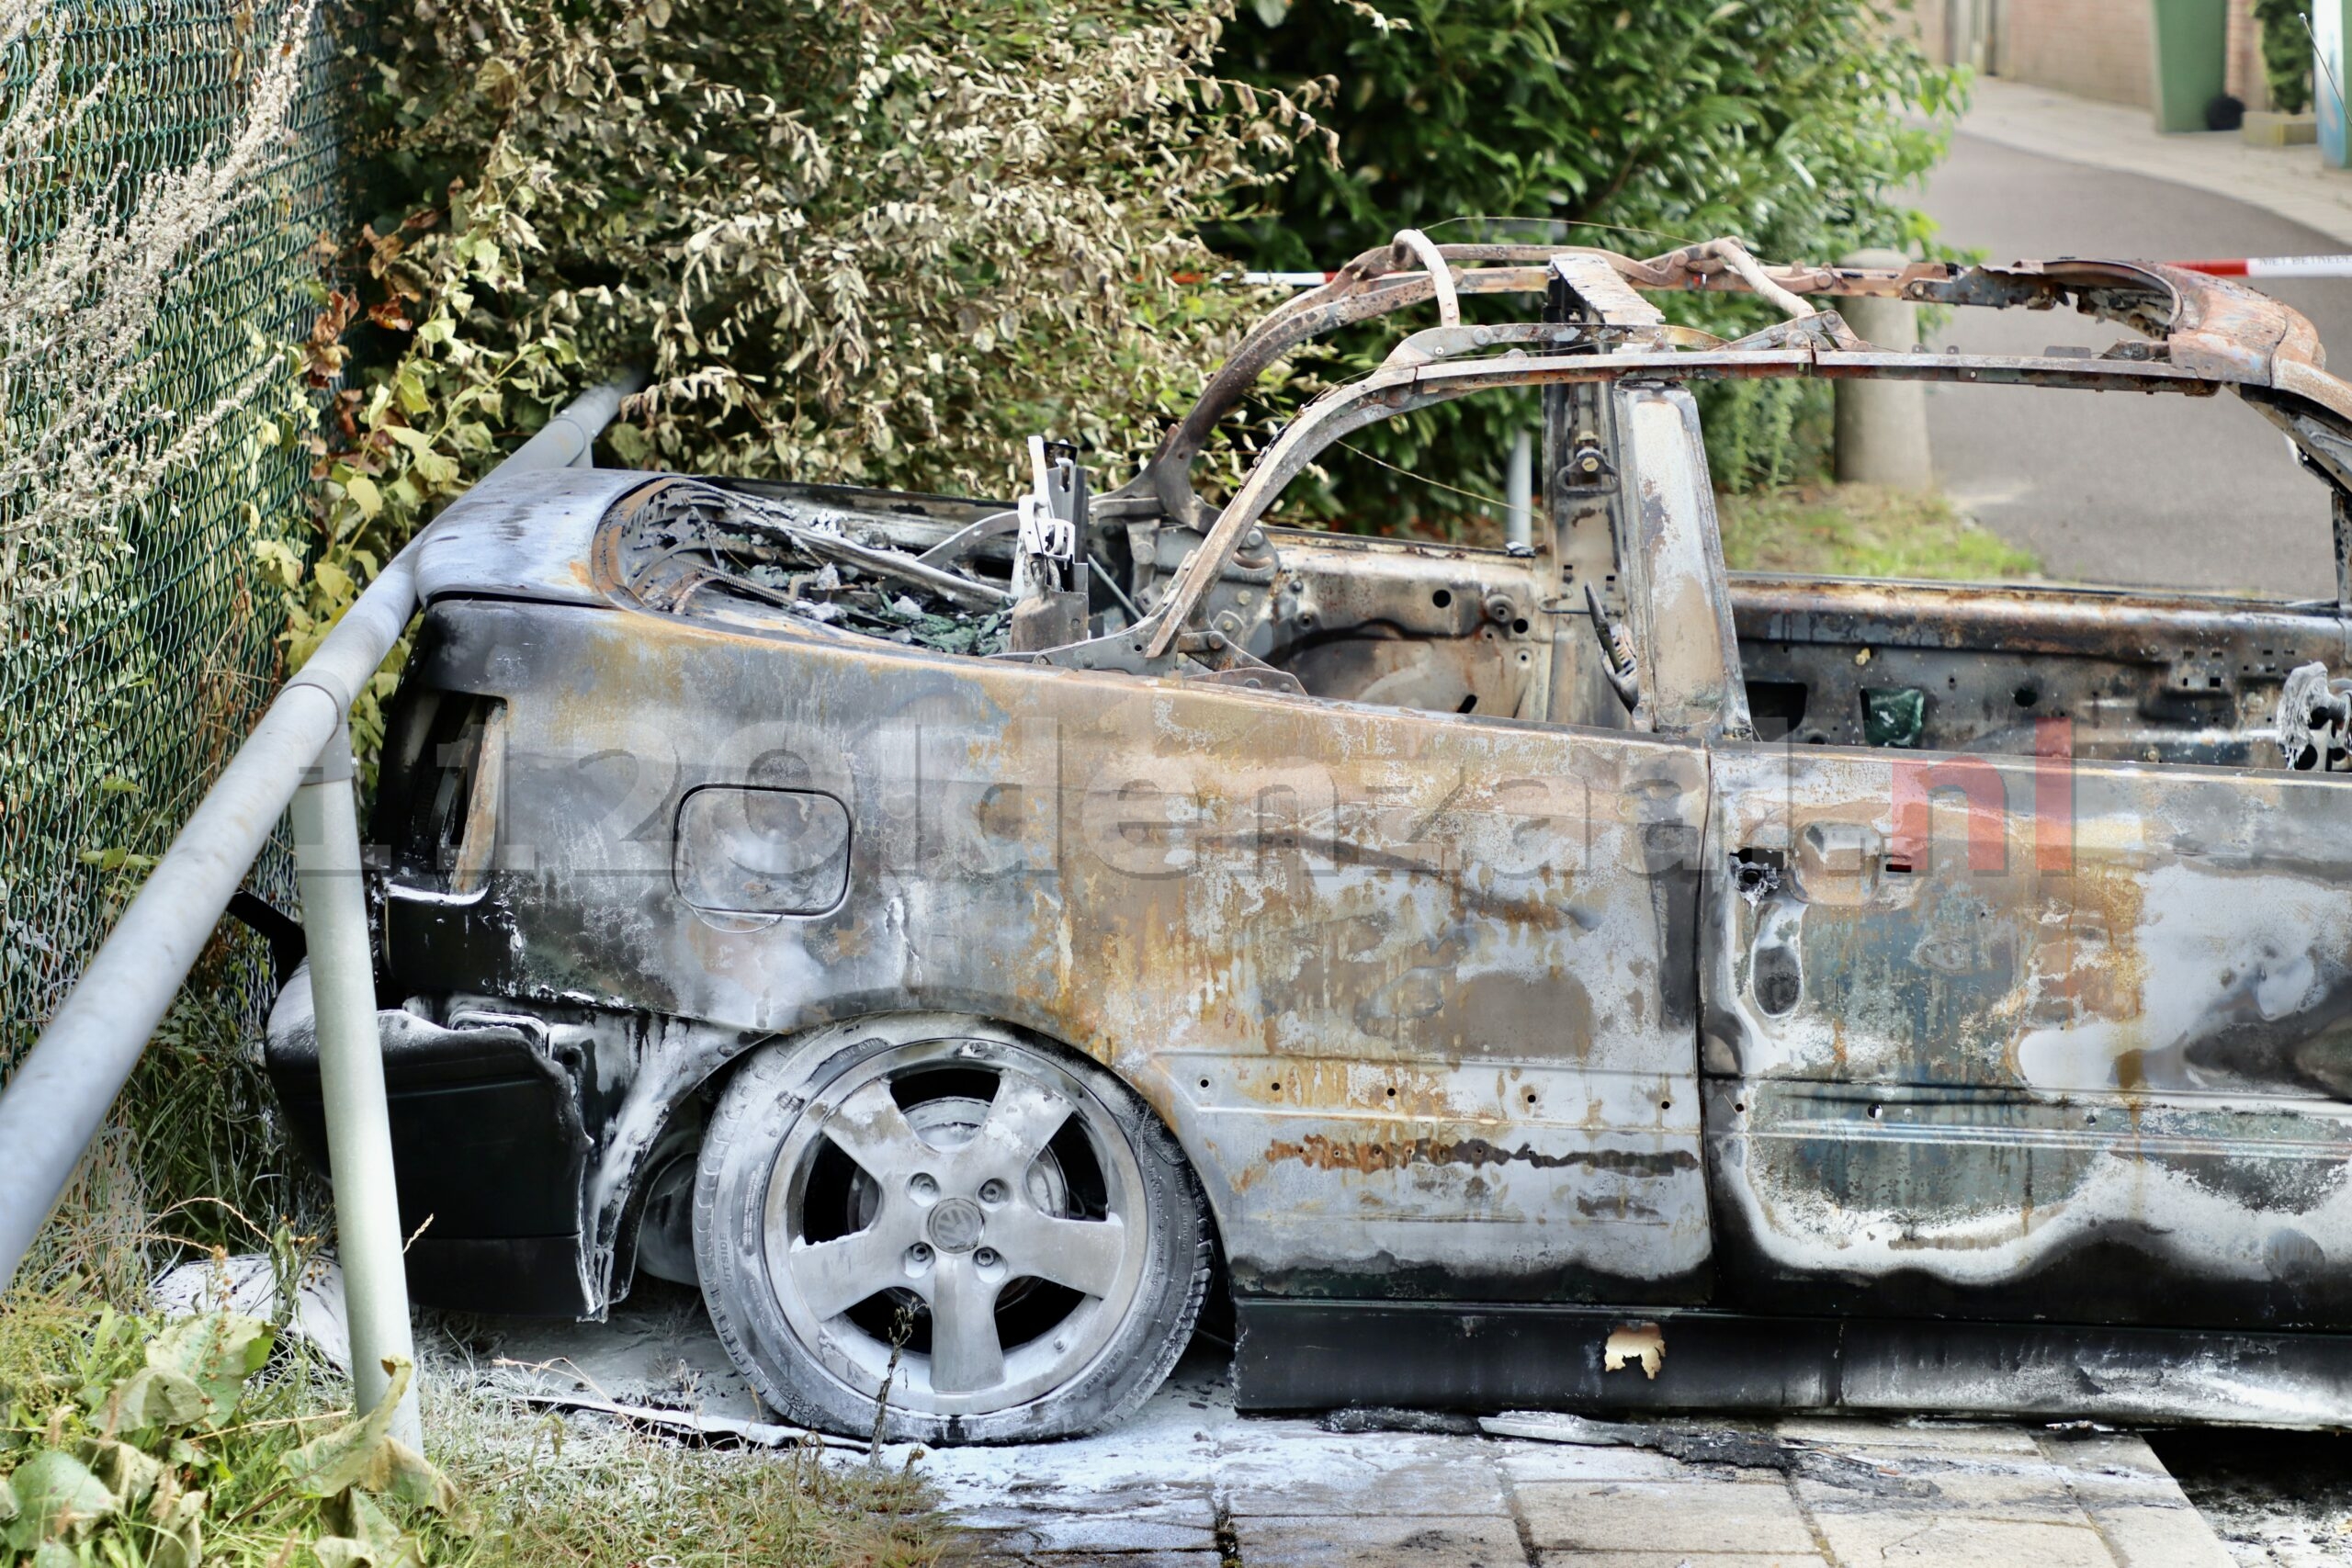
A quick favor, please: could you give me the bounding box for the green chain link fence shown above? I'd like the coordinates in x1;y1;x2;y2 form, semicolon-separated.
0;0;348;1092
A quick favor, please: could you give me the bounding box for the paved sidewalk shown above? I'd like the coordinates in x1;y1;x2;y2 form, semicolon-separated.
385;1281;2246;1567
910;1349;2237;1568
1955;77;2352;251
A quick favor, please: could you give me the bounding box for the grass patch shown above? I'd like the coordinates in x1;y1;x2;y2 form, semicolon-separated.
435;1395;944;1568
2;1260;948;1567
1718;483;2041;582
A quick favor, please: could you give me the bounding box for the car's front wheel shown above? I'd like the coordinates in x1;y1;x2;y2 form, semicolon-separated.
694;1016;1209;1444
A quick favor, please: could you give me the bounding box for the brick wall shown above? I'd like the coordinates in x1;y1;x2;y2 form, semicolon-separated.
1905;0;2270;113
1994;0;2155;107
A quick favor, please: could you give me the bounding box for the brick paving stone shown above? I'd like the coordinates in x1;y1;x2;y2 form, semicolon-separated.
1218;1430;1509;1517
1496;1443;1702;1484
1796;1461;2093;1524
987;1482;1221;1517
2036;1431;2206;1506
1776;1416;2044;1455
1810;1511;2117;1567
2031;1432;2240;1568
2084;1504;2241;1568
964;1554;1223;1568
1233;1512;1525;1567
1517;1477;1816;1556
467;1295;2260;1568
887;1347;2251;1568
952;1506;1219;1556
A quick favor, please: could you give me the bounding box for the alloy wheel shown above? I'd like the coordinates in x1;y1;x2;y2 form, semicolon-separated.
759;1037;1152;1416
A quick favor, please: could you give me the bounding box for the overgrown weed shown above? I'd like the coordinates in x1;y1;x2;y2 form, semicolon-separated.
3;1254;949;1567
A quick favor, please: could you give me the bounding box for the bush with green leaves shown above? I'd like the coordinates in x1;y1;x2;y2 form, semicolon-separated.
260;0;1322;750
1212;0;1967;525
2254;0;2312;116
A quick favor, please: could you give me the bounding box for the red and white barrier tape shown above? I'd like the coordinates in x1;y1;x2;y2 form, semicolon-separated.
2173;255;2352;278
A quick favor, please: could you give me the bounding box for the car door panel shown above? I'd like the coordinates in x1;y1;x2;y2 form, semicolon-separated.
1702;739;2352;1327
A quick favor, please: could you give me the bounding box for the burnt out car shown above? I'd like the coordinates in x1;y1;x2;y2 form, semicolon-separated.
267;237;2352;1444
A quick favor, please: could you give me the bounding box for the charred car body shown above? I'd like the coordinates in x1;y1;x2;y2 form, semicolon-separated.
266;236;2352;1442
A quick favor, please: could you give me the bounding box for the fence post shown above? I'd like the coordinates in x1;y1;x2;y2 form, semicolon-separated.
290;719;422;1448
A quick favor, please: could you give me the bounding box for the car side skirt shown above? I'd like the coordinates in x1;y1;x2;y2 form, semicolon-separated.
1233;1298;2352;1427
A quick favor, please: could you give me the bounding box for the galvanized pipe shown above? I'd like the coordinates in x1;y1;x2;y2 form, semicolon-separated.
290;721;422;1447
0;372;642;1300
512;375;639;474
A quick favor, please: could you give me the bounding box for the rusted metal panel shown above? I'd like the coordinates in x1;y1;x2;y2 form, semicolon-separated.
1257;530;1553;718
1725;576;2352;763
1702;740;2352;1328
386;597;1720;1306
1617;387;1753;741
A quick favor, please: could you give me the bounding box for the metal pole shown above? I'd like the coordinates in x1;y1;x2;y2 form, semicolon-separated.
1506;428;1534;550
290;719;422;1447
511;375;639;473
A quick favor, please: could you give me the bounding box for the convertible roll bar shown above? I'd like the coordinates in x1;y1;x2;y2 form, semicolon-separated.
0;374;643;1448
1069;243;2352;673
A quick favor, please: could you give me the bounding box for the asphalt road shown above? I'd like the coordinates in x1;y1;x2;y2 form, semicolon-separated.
1917;132;2347;598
